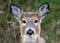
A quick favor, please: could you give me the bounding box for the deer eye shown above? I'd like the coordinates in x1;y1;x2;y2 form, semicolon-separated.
22;20;26;23
34;20;38;23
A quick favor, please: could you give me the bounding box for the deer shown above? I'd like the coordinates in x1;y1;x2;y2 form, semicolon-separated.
10;2;49;43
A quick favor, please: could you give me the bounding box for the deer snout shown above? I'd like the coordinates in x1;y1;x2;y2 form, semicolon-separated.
27;29;34;35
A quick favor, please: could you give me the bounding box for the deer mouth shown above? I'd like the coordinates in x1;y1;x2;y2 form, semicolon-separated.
23;34;38;42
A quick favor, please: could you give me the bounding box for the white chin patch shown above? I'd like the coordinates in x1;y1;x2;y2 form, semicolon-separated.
23;34;38;42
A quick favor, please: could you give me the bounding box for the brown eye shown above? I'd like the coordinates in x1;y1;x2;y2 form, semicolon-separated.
34;20;38;23
22;20;26;23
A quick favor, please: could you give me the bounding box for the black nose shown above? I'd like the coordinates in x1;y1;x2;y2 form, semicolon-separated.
27;29;34;35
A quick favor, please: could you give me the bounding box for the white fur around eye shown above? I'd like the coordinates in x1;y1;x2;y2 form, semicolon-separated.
22;23;26;26
34;23;38;26
22;19;27;26
34;20;38;26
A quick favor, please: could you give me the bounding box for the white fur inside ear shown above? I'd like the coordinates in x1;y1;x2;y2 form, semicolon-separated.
40;4;48;11
39;3;49;21
39;9;48;17
39;4;48;17
11;5;21;18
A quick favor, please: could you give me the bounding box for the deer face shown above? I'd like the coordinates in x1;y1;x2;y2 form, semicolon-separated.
10;2;49;41
20;12;40;36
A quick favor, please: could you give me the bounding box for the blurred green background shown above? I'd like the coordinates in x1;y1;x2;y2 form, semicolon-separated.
0;0;60;43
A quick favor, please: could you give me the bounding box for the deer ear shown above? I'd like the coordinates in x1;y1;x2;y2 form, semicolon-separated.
39;2;49;21
10;4;22;21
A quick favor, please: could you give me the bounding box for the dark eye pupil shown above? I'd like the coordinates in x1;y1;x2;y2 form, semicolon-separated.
34;20;38;23
22;20;26;23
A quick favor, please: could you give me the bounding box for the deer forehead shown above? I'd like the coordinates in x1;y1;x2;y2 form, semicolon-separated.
21;12;39;20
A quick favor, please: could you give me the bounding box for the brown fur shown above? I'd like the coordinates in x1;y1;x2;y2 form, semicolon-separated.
19;12;42;43
20;12;40;36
